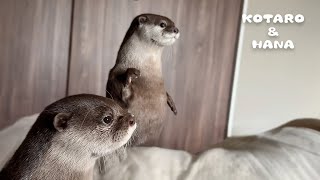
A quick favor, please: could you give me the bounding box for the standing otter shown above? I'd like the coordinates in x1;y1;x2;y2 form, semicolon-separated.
106;14;179;146
0;94;136;180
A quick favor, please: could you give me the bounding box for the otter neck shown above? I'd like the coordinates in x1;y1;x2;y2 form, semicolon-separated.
35;137;96;180
116;33;164;78
6;134;96;180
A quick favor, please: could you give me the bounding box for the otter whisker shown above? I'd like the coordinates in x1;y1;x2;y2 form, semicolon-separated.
106;90;114;100
80;106;99;129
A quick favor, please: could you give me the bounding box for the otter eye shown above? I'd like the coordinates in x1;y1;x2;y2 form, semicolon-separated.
102;115;113;124
160;22;167;28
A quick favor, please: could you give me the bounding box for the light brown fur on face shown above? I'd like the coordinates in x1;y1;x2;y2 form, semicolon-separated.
0;94;136;180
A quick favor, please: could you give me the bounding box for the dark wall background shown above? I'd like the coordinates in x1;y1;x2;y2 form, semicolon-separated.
0;0;243;153
0;0;72;129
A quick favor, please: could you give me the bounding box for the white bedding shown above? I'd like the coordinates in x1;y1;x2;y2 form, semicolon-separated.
1;114;320;180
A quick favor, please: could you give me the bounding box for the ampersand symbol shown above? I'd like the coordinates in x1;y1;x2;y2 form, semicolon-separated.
268;27;279;37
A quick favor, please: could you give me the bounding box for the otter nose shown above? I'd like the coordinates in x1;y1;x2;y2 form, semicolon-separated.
173;27;179;34
128;114;135;126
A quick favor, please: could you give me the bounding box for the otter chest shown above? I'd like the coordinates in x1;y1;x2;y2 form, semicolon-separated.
130;78;167;113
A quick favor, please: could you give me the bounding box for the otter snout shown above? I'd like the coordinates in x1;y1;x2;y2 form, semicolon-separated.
127;114;135;127
167;26;179;34
116;113;136;129
164;26;180;40
120;113;135;127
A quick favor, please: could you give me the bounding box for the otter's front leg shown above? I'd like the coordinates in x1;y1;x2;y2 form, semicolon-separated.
166;92;177;115
121;68;140;104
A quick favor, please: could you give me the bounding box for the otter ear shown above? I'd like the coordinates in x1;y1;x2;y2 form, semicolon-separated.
53;113;72;132
138;16;147;25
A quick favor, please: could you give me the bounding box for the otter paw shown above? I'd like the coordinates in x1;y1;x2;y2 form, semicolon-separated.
127;68;140;79
125;68;141;85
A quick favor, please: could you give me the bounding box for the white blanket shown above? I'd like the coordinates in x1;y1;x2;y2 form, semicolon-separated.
1;115;320;180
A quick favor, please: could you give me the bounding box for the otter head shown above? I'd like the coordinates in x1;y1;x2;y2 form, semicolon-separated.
133;14;180;46
42;94;136;157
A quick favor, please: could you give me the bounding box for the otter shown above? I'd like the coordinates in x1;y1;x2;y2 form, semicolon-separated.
0;94;136;180
106;14;179;146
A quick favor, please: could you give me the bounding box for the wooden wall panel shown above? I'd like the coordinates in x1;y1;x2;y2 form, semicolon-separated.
68;0;242;153
0;0;72;129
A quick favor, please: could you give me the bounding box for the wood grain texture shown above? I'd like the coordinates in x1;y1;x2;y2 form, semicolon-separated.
68;0;243;153
0;0;72;129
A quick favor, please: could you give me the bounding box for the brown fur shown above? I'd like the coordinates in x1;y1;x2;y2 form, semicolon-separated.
0;94;136;180
106;14;179;145
98;14;179;174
